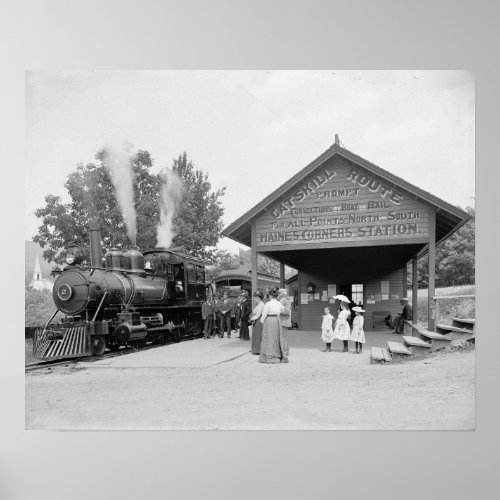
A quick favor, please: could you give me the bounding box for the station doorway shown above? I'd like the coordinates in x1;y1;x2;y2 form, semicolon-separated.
338;283;364;307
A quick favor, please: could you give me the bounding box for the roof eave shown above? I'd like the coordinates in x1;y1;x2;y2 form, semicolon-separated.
222;143;472;246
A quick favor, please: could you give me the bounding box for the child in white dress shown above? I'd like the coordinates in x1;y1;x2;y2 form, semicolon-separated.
350;306;366;354
333;298;351;352
320;307;335;352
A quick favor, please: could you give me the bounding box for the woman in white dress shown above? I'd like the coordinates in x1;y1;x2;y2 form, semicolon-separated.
350;306;366;354
277;289;291;363
259;287;287;364
321;307;335;352
333;297;351;352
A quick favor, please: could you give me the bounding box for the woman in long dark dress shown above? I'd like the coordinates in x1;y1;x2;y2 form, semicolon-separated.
259;287;287;364
277;289;291;363
250;291;264;354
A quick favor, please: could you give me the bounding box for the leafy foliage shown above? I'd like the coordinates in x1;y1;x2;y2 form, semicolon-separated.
207;247;296;281
25;287;61;327
171;153;226;260
409;206;475;287
206;250;241;279
33;149;225;263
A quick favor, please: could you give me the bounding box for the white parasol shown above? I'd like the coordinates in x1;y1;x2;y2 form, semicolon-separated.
333;294;351;303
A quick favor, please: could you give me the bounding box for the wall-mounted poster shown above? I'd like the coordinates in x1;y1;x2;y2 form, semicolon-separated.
308;293;314;302
381;281;390;294
322;290;328;301
366;294;376;304
328;284;336;297
374;294;382;302
314;293;320;300
381;294;389;301
300;293;309;305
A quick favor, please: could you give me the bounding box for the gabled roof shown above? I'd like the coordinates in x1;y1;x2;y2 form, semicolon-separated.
222;143;471;251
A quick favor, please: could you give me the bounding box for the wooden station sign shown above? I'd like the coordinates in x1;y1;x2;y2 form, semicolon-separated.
255;159;430;248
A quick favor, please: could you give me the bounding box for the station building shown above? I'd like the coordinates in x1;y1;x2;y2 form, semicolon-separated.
222;138;471;332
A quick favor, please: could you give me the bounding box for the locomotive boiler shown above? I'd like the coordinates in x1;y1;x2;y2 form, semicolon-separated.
33;223;207;360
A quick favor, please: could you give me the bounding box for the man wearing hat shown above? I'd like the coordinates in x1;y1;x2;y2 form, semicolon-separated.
389;298;413;334
201;296;214;339
239;291;252;341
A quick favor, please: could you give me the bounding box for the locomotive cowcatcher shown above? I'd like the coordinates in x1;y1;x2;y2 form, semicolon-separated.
33;223;208;360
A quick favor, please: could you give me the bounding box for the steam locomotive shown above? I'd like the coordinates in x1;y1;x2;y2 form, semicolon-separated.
33;224;208;360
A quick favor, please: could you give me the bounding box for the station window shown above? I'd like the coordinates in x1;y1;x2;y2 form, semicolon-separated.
351;284;364;306
167;264;174;281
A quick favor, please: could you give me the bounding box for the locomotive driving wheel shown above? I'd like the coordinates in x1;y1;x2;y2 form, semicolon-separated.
92;335;106;356
172;328;182;343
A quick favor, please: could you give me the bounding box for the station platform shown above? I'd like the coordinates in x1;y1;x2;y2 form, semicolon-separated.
83;328;398;369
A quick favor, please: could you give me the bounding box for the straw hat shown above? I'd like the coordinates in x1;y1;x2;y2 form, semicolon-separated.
333;294;350;303
352;306;365;313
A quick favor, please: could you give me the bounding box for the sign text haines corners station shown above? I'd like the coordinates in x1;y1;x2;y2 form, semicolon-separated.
255;159;430;247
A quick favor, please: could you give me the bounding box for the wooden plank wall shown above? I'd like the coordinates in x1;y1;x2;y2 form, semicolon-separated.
255;156;430;250
296;267;404;331
363;269;405;322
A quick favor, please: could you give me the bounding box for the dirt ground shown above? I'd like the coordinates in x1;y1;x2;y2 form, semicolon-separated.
25;330;475;430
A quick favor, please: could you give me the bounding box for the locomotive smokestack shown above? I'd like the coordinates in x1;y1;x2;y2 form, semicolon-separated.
89;221;103;268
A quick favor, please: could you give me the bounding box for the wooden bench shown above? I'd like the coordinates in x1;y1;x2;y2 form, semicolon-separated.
402;335;432;354
452;318;475;339
371;311;400;330
387;341;411;358
371;346;392;364
452;317;475;327
435;323;474;344
436;324;473;334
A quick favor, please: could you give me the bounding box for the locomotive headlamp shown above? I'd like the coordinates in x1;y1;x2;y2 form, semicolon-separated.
65;242;84;266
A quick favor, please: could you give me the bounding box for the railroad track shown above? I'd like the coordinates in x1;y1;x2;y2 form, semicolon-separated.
25;332;204;373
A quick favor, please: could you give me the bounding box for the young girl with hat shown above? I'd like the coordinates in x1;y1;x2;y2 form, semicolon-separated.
350;306;366;354
333;296;351;352
320;306;335;352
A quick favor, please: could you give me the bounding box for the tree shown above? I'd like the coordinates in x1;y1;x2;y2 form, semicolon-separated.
25;287;62;327
33;148;225;263
171;153;226;260
237;248;281;277
206;250;241;279
412;206;475;288
207;247;297;281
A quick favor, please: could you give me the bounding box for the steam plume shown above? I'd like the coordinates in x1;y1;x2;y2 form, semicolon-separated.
157;167;184;248
103;143;137;246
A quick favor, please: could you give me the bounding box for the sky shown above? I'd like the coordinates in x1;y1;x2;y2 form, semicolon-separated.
25;70;475;254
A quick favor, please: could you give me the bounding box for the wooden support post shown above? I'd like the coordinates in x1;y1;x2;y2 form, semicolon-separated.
428;207;436;331
412;257;418;326
280;262;285;288
297;271;302;330
251;221;258;298
402;263;408;298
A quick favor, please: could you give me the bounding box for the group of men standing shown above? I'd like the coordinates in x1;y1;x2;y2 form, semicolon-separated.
201;290;253;340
